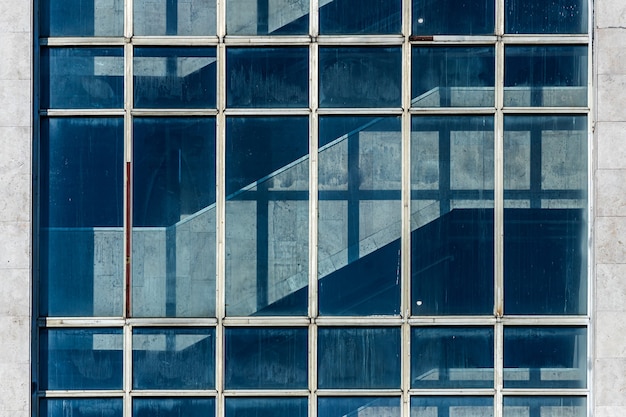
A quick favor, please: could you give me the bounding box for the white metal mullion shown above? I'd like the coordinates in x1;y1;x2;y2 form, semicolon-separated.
123;324;133;417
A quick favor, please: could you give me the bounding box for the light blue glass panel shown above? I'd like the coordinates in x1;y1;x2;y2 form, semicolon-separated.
40;118;124;317
411;396;493;417
318;116;401;316
505;0;587;34
504;327;587;389
41;0;123;36
226;0;309;35
319;0;401;34
132;118;216;318
134;0;216;35
318;327;401;389
225;398;307;417
318;397;400;417
504;46;588;107
41;399;123;417
40;328;123;390
412;47;495;107
224;328;308;389
134;398;215;417
41;48;124;109
133;328;215;389
412;0;494;35
319;47;401;108
134;47;217;108
503;396;586;417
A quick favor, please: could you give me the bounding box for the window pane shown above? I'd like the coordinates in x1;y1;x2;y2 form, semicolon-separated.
40;328;123;390
318;397;400;417
134;47;217;108
318;327;401;389
412;0;494;35
224;328;308;389
133;328;215;389
41;0;123;36
504;46;587;107
41;48;124;109
411;396;493;417
225;117;309;316
41;399;123;417
227;47;308;108
134;398;215;417
226;0;309;35
503;396;586;417
504;327;587;389
132;118;216;318
319;0;401;34
505;0;587;34
225;398;307;417
411;116;494;316
412;47;495;107
319;47;401;108
504;115;587;315
411;327;494;388
318;116;401;316
134;0;216;35
40;118;124;317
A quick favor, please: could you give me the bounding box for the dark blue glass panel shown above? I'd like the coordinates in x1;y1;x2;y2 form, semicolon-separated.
133;398;216;417
319;0;401;34
504;327;587;389
134;47;217;108
41;48;124;109
503;396;586;417
318;327;401;389
133;328;215;389
319;47;401;108
40;328;123;390
227;47;308;108
505;0;587;34
41;399;123;417
318;397;400;417
41;0;123;36
224;328;308;389
411;327;494;388
226;0;309;35
412;47;495;107
412;0;494;35
411;396;493;417
225;398;307;417
134;0;216;35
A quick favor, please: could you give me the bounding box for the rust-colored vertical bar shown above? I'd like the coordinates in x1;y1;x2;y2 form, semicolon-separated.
125;161;132;317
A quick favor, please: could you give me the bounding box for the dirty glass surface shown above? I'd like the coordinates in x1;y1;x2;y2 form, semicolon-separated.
41;0;123;36
226;0;309;35
319;0;401;34
225;398;308;417
133;398;215;417
134;0;216;35
503;396;586;417
412;0;494;35
318;397;401;417
505;0;587;34
40;399;123;417
411;396;494;417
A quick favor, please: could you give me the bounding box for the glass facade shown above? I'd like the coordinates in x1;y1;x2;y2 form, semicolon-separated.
35;1;591;417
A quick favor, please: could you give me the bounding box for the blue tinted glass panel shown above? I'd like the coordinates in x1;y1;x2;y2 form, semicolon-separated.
318;327;401;389
411;327;494;388
319;0;401;34
319;47;401;108
40;328;123;390
318;397;400;417
134;0;216;35
411;396;493;417
41;0;123;36
504;327;587;389
412;47;495;107
504;116;587;315
504;46;587;107
225;398;307;417
227;48;308;108
133;328;215;389
318;116;401;316
412;0;494;35
41;48;123;109
224;328;308;389
40;118;124;317
411;116;494;316
41;399;123;417
134;398;215;417
134;47;217;108
505;0;587;34
503;396;586;417
225;117;308;316
226;0;309;35
132;117;216;318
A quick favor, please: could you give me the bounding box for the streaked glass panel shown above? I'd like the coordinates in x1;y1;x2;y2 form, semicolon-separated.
318;397;400;417
504;327;587;389
411;327;494;388
134;0;216;35
319;47;402;108
225;117;309;316
318;116;401;316
133;328;215;389
319;0;401;34
227;47;308;108
505;0;587;34
41;399;123;417
226;0;309;35
134;47;217;108
503;396;586;417
40;118;124;317
504;46;588;107
504;115;587;315
41;0;123;36
134;398;215;417
411;396;494;417
412;0;494;35
41;48;124;109
412;46;495;107
411;116;494;316
318;327;401;389
132;117;216;318
40;328;123;390
226;398;307;417
224;328;308;389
